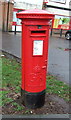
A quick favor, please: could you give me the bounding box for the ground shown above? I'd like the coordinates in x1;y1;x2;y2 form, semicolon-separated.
2;93;70;115
2;32;70;84
0;54;71;115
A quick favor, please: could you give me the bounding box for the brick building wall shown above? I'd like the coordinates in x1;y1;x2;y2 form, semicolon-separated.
2;2;14;31
0;1;3;30
8;2;14;31
2;2;8;31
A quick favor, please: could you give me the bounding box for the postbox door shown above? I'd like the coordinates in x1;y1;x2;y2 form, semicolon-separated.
26;37;48;92
22;25;50;93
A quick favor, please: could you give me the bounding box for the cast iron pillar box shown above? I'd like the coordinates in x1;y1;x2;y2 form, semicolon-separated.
16;9;54;109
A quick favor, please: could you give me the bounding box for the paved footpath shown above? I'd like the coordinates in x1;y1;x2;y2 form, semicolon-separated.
2;32;21;58
48;35;69;85
1;32;70;85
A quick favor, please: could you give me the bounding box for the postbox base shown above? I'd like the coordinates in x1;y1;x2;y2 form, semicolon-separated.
21;89;46;109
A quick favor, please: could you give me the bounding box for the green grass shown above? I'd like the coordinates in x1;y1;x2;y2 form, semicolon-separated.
2;56;21;88
46;76;70;101
2;91;13;106
1;55;70;109
12;102;24;111
0;56;21;107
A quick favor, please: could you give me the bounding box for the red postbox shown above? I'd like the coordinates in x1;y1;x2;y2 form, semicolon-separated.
16;9;54;109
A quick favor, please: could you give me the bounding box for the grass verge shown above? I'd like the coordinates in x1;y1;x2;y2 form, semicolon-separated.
0;55;70;110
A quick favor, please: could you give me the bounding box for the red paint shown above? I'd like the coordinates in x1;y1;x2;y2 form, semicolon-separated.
12;23;21;26
64;48;71;51
16;9;54;93
12;22;17;25
13;8;25;12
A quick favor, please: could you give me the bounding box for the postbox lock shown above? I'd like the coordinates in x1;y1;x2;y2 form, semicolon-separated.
37;25;42;29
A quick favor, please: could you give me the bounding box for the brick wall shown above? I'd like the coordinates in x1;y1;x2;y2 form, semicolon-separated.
2;2;14;31
0;1;3;30
8;2;14;31
2;2;8;31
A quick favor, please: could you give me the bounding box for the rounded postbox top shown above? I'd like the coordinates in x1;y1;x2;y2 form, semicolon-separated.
16;9;54;20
